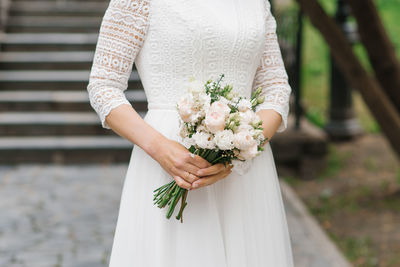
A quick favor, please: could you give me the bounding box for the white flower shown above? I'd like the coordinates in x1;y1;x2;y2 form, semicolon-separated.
192;132;216;149
237;99;252;112
187;79;205;94
197;93;211;114
218;96;231;106
179;124;189;138
215;130;235;150
210;100;231;116
182;137;196;148
253;129;265;142
233;130;256;150
251;114;263;128
204;109;226;133
239;109;256;124
239;143;259;160
236;124;254;134
177;95;195;123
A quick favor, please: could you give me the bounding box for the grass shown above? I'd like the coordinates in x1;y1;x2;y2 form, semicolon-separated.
329;234;379;267
318;144;352;179
290;0;400;133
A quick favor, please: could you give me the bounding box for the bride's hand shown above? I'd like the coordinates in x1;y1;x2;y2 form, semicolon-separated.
190;163;233;189
154;139;212;190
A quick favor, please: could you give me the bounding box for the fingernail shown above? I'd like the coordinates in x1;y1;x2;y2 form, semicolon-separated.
192;183;199;189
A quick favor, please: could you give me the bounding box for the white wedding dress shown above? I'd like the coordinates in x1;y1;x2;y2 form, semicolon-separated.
87;0;294;266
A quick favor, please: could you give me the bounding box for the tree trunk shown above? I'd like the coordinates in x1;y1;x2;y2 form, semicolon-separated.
345;0;400;113
294;0;400;158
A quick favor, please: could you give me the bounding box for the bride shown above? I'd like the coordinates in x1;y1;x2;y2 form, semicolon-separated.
87;0;294;266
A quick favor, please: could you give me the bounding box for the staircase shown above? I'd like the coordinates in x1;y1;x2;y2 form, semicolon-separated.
0;0;147;163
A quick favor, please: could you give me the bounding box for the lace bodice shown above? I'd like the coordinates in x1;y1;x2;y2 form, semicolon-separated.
87;0;292;132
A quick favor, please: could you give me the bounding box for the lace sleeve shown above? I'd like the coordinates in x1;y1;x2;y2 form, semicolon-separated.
87;0;150;129
252;0;292;133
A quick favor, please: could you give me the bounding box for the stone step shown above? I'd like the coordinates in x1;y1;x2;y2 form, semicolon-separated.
0;70;142;90
0;111;146;136
0;111;109;136
10;1;108;17
0;51;95;69
0;90;147;111
6;16;102;33
0;33;97;51
0;136;133;164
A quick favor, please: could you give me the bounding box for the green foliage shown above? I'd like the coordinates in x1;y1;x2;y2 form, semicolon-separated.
278;0;400;133
329;233;379;267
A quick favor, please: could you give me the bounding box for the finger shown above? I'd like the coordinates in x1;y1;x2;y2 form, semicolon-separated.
181;163;201;178
196;163;226;177
192;168;232;189
174;168;200;184
171;155;201;177
188;153;212;168
174;176;192;190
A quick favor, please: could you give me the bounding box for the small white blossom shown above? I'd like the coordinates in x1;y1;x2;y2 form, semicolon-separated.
215;130;235;150
192;132;216;149
237;99;252;112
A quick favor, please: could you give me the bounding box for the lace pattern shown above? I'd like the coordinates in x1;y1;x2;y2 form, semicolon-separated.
252;0;292;132
87;0;291;133
87;0;150;129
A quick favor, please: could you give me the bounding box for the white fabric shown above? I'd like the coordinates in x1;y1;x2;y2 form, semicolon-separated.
87;0;294;266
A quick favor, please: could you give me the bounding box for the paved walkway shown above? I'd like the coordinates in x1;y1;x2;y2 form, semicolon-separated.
0;164;351;267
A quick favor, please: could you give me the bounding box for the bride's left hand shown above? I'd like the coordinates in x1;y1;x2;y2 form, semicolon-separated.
190;163;233;190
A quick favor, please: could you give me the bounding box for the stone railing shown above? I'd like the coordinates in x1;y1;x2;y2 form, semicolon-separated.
0;0;11;33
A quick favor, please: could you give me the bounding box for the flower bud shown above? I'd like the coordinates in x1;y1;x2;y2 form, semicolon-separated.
257;96;265;104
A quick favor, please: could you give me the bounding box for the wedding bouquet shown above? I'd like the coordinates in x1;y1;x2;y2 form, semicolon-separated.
153;74;268;222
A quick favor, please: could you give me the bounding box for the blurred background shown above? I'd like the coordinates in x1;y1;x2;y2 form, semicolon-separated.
0;0;399;266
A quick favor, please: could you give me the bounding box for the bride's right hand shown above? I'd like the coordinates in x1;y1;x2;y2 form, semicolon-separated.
153;138;211;190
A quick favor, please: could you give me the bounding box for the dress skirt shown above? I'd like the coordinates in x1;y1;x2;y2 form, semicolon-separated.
108;108;294;267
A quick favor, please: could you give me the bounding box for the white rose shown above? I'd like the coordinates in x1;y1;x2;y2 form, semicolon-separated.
192;132;216;149
253;129;265;143
204;110;226;133
236;124;254;134
210;100;231;117
239;143;259;160
187;79;205;94
239;109;256;124
233;130;256;150
182;137;195;148
215;130;235;150
177;95;195;123
237;99;252;112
